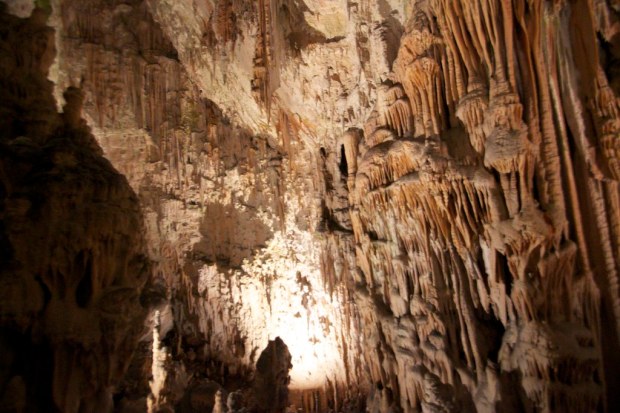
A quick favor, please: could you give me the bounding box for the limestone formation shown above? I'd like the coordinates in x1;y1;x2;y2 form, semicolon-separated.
252;337;292;413
0;4;150;412
1;0;620;412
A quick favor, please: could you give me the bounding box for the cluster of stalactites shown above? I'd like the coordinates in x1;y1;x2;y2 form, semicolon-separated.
341;0;619;411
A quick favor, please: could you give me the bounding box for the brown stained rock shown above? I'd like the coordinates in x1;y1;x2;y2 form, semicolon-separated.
0;4;150;413
352;1;620;411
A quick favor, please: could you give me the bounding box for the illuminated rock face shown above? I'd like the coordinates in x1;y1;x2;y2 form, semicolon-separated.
48;0;364;406
3;0;620;412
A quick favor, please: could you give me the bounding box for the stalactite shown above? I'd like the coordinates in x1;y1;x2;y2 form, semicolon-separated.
252;0;274;115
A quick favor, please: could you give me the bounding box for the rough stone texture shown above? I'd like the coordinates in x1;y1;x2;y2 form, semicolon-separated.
49;2;364;409
3;0;620;412
252;337;292;413
0;4;150;413
351;2;620;411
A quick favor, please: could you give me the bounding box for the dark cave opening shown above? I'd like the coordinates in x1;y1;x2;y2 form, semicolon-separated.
339;145;348;178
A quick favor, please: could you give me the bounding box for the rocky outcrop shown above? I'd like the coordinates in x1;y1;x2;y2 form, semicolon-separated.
3;0;620;412
0;4;150;413
252;337;292;413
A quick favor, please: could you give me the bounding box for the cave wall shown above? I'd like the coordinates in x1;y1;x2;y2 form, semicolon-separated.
2;0;620;412
0;5;150;412
48;1;365;410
